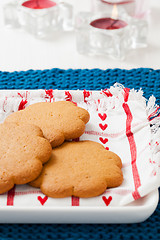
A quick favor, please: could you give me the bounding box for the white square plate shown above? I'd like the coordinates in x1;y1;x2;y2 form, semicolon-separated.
0;190;158;223
0;89;159;223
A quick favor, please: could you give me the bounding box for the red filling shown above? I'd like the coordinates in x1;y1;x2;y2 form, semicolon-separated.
22;0;56;9
101;0;134;5
90;17;128;30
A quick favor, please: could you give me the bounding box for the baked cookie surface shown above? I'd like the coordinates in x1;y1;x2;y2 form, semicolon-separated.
0;122;52;194
30;141;123;198
5;101;90;147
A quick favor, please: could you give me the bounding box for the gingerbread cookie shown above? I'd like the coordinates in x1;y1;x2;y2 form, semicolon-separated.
30;141;123;198
5;101;90;147
0;122;52;194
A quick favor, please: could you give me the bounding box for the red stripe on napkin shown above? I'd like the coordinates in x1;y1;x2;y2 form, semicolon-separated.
83;90;91;103
18;99;28;111
45;89;54;102
124;88;130;102
71;196;80;206
65;91;72;101
85;130;124;138
101;89;113;97
71;137;80;206
7;186;16;206
123;102;141;200
65;91;77;105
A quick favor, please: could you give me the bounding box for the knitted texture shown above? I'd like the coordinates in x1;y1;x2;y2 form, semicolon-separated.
0;68;160;104
0;68;159;240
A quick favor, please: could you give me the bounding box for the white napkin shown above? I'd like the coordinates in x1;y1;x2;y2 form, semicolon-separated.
0;84;159;207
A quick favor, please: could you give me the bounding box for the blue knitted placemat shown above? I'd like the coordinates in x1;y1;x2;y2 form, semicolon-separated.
0;68;160;240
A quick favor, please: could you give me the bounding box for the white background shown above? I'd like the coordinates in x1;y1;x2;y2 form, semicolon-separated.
0;0;160;71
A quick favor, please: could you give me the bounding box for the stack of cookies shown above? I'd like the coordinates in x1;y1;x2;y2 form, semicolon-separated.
0;101;123;198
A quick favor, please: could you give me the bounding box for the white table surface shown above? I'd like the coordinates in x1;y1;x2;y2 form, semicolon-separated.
0;0;160;72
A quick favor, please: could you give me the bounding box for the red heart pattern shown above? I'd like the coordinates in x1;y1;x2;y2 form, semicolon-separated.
98;112;109;148
98;113;107;121
102;196;112;206
37;196;48;205
99;123;108;131
99;137;108;144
